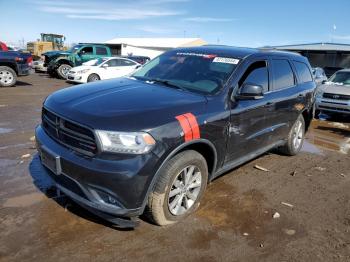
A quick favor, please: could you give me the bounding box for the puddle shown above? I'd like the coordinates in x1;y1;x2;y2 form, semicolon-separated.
0;142;33;150
2;192;44;208
302;140;323;155
0;159;18;169
305;119;350;154
0;127;14;134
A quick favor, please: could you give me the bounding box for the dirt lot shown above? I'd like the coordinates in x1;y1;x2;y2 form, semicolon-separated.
0;74;349;262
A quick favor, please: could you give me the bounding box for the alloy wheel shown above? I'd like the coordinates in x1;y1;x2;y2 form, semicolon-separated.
168;165;202;216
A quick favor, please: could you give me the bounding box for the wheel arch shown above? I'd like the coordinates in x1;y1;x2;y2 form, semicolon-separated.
301;108;312;132
0;62;18;74
140;139;218;211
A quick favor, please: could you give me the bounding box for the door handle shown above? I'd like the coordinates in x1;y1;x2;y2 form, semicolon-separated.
264;102;273;106
298;94;304;97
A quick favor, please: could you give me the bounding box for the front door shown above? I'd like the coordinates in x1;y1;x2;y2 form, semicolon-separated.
79;46;95;63
225;59;273;163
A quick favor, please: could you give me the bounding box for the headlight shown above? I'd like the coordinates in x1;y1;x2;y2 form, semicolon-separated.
77;69;90;74
95;130;156;154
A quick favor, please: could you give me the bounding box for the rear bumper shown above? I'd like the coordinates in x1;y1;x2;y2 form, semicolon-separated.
35;125;160;217
316;97;350;114
17;64;32;76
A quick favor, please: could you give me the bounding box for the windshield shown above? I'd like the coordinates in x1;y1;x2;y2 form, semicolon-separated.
83;58;109;66
68;44;84;53
328;71;350;85
132;51;239;94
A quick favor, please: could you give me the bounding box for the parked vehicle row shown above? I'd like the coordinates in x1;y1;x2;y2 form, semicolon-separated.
36;46;316;227
42;43;150;80
0;41;32;87
315;69;350;116
66;57;140;83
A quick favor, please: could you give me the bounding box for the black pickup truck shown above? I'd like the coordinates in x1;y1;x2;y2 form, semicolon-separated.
35;46;316;227
0;42;32;87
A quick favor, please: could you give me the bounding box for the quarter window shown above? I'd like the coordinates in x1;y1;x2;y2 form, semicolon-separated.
96;47;108;55
271;59;295;90
239;61;269;93
294;61;313;83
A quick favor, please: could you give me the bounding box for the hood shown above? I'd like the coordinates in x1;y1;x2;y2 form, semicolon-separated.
318;83;350;95
44;78;207;131
43;50;71;57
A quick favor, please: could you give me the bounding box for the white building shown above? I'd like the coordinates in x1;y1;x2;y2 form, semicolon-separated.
104;38;207;59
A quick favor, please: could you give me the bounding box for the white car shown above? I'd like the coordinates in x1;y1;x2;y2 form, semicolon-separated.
67;57;141;84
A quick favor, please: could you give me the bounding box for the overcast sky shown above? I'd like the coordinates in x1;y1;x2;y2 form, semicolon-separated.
1;0;350;47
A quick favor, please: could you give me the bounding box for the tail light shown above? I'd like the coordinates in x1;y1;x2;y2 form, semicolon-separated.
27;56;33;67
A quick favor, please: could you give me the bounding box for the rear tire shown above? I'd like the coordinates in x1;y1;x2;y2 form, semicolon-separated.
147;150;208;226
87;74;100;82
278;115;305;156
0;66;17;87
57;64;72;79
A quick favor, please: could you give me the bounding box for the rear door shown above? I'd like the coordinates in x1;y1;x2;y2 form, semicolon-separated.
226;58;273;163
264;58;301;143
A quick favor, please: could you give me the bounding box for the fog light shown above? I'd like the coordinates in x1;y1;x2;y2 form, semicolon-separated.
90;188;121;207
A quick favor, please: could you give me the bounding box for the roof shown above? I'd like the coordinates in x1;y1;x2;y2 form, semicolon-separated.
104;38;207;48
170;45;303;60
268;42;350;52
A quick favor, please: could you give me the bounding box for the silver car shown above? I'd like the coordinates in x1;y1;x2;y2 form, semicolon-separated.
315;69;350;115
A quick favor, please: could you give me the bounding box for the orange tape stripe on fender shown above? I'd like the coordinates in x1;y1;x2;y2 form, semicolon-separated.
176;113;201;142
176;114;193;142
183;113;200;139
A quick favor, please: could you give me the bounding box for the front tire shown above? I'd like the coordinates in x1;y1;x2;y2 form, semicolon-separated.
0;66;17;87
279;115;305;156
87;74;100;82
147;150;208;226
57;64;72;79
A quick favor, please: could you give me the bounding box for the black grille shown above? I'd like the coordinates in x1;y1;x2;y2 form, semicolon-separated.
323;93;350;100
42;108;97;156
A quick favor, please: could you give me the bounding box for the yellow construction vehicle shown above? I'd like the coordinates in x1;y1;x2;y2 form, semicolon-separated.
27;33;66;58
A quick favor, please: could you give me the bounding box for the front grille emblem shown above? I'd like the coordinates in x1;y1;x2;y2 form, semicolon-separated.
333;95;340;99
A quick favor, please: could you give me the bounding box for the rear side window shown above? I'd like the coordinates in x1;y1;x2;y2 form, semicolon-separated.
271;59;295;90
106;59;121;67
239;61;269;93
120;59;136;66
96;47;107;55
294;61;313;83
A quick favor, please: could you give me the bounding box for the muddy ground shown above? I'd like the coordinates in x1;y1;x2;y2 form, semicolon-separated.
0;74;349;262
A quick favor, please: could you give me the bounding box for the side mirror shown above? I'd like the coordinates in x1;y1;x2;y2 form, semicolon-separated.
321;80;327;84
135;65;141;69
236;83;264;100
102;63;109;68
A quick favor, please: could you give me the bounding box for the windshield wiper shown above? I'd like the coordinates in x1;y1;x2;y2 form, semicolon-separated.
145;78;187;91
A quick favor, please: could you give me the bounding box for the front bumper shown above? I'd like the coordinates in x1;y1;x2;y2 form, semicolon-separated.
66;73;86;83
316;97;350;114
35;125;160;218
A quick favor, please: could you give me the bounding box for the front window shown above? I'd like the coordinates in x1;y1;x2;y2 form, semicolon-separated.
132;51;239;95
328;71;350;85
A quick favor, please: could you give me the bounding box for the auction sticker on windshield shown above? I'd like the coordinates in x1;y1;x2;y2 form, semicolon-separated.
213;57;240;64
